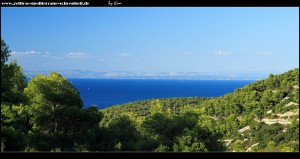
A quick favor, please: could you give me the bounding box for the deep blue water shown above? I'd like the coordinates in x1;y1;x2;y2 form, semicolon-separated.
68;79;255;109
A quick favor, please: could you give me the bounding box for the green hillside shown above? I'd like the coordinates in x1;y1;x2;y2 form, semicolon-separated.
100;68;299;152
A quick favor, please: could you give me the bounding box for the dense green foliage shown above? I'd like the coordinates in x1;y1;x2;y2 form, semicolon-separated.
101;68;299;151
1;39;102;151
100;68;299;152
1;38;299;152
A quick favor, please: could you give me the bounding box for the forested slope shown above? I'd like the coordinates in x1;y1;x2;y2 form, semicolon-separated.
101;68;299;152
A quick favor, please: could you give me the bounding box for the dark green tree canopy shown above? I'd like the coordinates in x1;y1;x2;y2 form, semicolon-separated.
1;38;27;104
24;72;83;135
25;72;83;109
1;37;10;64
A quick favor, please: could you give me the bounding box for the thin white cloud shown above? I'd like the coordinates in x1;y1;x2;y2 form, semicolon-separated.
120;53;131;57
97;58;105;62
42;52;51;57
99;58;120;63
10;50;61;60
51;56;62;60
180;52;192;55
10;50;41;57
257;51;271;56
214;50;232;56
113;59;120;62
151;52;160;55
67;52;90;59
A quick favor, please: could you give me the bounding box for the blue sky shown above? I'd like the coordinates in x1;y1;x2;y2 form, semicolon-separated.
1;7;299;75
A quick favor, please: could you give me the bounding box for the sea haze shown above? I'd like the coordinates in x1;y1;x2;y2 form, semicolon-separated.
68;79;255;109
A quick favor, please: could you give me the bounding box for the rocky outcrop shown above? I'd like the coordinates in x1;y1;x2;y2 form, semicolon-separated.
238;126;251;133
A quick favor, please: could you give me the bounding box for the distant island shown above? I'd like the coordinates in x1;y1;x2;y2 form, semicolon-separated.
24;69;272;80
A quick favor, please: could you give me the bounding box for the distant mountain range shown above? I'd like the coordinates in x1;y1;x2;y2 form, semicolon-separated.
24;70;272;80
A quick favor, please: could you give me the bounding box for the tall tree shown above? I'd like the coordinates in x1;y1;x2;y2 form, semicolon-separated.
1;38;10;64
1;38;27;104
1;38;28;151
24;72;83;134
24;72;102;150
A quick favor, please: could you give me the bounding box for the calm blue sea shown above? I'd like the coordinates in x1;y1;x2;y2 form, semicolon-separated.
68;79;255;109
